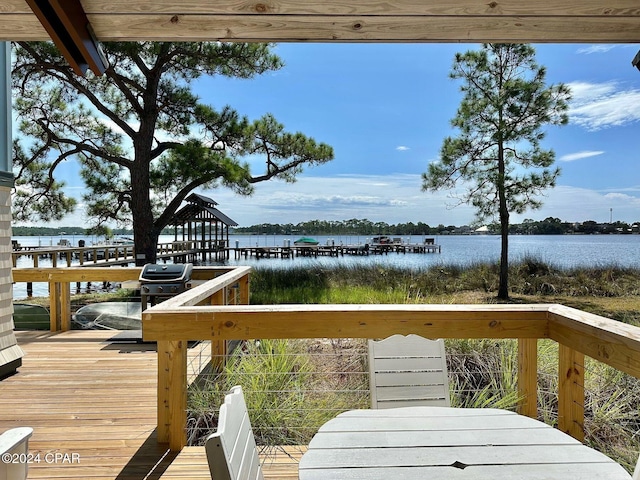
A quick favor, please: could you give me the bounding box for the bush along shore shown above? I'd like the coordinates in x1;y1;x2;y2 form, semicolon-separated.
187;259;640;472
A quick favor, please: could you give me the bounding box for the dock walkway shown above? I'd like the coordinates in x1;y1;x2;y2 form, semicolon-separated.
231;242;441;260
0;331;301;479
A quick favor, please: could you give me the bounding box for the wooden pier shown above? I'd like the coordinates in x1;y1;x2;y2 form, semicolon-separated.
231;242;441;260
12;241;209;268
12;240;442;267
0;330;301;479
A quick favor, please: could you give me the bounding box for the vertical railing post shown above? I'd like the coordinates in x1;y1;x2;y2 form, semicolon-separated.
210;286;228;373
239;273;250;305
517;338;538;418
49;281;60;331
60;281;71;331
558;344;585;441
157;339;187;451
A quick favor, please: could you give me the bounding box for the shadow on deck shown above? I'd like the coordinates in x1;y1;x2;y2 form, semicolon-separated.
0;331;301;479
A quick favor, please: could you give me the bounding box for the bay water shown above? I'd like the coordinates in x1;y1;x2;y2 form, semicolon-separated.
12;233;640;298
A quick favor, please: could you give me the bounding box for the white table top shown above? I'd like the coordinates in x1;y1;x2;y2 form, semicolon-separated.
298;406;632;480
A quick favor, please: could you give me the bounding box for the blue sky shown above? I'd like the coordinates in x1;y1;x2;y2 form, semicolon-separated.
51;43;640;228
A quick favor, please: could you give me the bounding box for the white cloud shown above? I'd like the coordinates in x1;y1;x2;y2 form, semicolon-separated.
211;175;640;227
33;177;640;229
559;150;604;162
197;174;478;227
576;45;618;55
567;81;640;130
396;146;410;151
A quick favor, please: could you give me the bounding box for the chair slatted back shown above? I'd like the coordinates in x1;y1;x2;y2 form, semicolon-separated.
368;334;450;409
205;386;263;480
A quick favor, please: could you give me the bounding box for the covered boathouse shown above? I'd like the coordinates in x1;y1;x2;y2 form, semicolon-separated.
168;193;238;262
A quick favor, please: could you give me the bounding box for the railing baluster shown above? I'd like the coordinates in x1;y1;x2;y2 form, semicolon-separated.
49;281;59;331
210;286;228;374
517;338;538;418
60;282;71;331
558;344;585;441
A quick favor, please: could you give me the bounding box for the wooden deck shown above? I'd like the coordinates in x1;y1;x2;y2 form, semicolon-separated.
160;446;303;479
0;331;302;479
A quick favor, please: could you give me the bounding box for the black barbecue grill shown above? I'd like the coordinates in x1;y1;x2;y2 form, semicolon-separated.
139;263;194;309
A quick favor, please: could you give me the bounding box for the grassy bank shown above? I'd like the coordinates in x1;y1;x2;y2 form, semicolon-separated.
192;260;640;471
249;258;640;324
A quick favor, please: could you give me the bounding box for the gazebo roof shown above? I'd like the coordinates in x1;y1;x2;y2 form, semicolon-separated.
170;202;238;227
185;193;218;208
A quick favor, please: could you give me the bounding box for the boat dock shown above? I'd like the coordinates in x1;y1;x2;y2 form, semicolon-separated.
12;238;442;267
0;330;301;479
12;241;211;268
231;242;441;260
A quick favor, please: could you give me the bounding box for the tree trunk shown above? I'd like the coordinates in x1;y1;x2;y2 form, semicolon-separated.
498;210;509;300
130;148;158;265
132;208;159;266
497;141;509;300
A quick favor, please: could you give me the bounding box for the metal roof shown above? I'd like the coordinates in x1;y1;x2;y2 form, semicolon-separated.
185;193;218;208
170;203;238;227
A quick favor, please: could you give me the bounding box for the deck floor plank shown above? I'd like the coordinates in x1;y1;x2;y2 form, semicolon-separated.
0;331;301;479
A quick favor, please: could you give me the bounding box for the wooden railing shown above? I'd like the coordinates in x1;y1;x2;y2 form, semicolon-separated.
11;266;240;331
13;245;136;267
11;241;207;268
13;265;640;455
141;267;640;452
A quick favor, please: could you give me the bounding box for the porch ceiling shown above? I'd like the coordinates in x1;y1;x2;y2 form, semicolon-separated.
2;0;640;43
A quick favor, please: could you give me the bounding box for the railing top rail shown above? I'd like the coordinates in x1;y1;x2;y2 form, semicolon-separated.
548;304;640;378
143;303;552;341
143;302;640;379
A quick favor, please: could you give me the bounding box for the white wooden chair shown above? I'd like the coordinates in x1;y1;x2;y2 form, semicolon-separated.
205;386;263;480
0;427;33;480
368;334;451;409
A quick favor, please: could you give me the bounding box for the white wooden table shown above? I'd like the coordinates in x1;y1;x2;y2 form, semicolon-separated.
298;406;632;480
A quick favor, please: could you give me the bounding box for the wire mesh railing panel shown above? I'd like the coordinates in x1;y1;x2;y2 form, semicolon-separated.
583;358;640;472
187;338;369;447
185;337;639;474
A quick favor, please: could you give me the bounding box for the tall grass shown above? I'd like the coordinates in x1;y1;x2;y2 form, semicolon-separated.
187;338;368;447
188;260;640;472
446;339;522;410
250;258;640;308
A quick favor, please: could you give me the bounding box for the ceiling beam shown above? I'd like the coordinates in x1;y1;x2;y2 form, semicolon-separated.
23;0;107;75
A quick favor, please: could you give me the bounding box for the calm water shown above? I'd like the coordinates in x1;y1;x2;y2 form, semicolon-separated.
11;233;640;298
219;234;640;270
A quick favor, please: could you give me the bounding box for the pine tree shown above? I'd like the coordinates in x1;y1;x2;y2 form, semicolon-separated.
12;42;333;264
422;44;570;299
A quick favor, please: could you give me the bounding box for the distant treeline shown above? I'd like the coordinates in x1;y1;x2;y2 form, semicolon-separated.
13;217;640;237
13;226;134;236
233;217;640;236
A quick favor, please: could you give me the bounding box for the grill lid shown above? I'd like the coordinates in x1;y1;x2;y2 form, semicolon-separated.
139;263;193;282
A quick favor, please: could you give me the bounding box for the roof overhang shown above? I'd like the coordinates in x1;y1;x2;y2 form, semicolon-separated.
3;0;640;45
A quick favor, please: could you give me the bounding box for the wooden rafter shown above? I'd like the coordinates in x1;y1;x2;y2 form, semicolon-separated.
23;0;107;75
